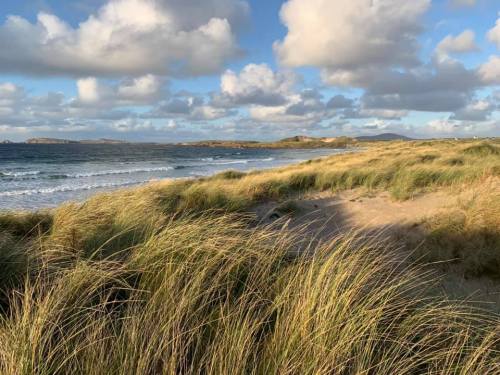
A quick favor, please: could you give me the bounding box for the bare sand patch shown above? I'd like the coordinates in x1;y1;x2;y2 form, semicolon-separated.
253;184;500;311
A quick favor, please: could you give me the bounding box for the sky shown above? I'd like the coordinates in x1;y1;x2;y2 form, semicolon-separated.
0;0;499;142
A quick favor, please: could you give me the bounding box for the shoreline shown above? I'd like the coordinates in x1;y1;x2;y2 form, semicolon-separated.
1;147;352;212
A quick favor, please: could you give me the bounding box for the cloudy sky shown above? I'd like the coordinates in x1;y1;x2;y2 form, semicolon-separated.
0;0;499;141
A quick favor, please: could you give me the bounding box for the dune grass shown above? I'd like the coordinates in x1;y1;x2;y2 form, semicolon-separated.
53;139;498;222
0;139;499;373
0;215;499;374
414;180;500;278
163;139;500;211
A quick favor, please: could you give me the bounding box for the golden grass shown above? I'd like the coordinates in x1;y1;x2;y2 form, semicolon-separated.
52;139;497;222
1;215;499;374
0;139;499;373
414;179;500;277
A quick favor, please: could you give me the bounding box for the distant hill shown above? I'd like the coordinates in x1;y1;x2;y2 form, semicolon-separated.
187;136;354;149
279;135;352;144
0;140;13;144
280;135;318;143
79;138;129;144
26;138;77;144
26;138;128;145
355;133;412;141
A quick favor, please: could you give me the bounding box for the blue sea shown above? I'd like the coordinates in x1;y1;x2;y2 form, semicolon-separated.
0;144;344;211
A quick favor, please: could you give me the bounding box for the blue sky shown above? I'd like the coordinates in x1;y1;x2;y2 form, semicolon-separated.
0;0;498;141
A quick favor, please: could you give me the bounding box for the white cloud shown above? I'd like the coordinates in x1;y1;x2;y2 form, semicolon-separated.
117;75;163;102
77;75;165;106
436;30;478;55
113;118;179;133
0;0;248;77
487;17;500;49
426;118;500;137
214;64;296;107
191;105;229;121
0;81;135;133
427;119;460;133
248;92;328;125
479;55;500;84
77;78;101;104
166;119;178;130
275;0;430;86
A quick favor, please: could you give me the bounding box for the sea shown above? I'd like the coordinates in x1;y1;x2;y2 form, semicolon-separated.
0;144;345;211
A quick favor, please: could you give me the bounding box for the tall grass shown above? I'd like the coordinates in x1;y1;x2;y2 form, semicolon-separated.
0;139;499;373
3;140;495;249
414;180;500;277
0;215;499;374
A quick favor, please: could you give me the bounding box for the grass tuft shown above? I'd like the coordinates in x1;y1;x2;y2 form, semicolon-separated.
462;142;500;157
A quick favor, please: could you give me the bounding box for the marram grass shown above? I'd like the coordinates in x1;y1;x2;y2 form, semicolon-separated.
0;139;499;374
0;215;499;374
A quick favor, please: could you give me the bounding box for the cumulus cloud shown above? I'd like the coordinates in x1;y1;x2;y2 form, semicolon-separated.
479;55;500;84
487;17;500;49
117;75;163;102
425;118;500;137
275;0;430;86
436;30;478;55
0;81;137;133
77;78;102;104
149;93;232;121
76;75;165;106
212;64;296;107
249;97;326;125
210;64;341;125
427;119;461;134
207;63;421;126
111;118;180;133
0;0;249;77
272;0;498;129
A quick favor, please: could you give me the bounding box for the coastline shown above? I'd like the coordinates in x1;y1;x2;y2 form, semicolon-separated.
0;145;350;212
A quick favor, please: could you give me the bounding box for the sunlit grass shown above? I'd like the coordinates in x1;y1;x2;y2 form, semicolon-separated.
0;139;499;373
1;215;499;374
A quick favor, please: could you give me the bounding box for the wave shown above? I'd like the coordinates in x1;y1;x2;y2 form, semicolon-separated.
0;180;145;197
0;159;276;181
211;160;249;165
174;158;275;170
64;166;174;178
0;170;41;177
206;158;274;166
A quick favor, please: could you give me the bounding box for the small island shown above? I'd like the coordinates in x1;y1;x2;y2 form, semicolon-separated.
183;136;355;149
25;138;129;145
183;134;413;149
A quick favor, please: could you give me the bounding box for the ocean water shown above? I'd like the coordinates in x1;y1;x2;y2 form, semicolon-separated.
0;144;345;211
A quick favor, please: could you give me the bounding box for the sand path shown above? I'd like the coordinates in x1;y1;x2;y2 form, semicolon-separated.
252;187;500;311
254;189;455;238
